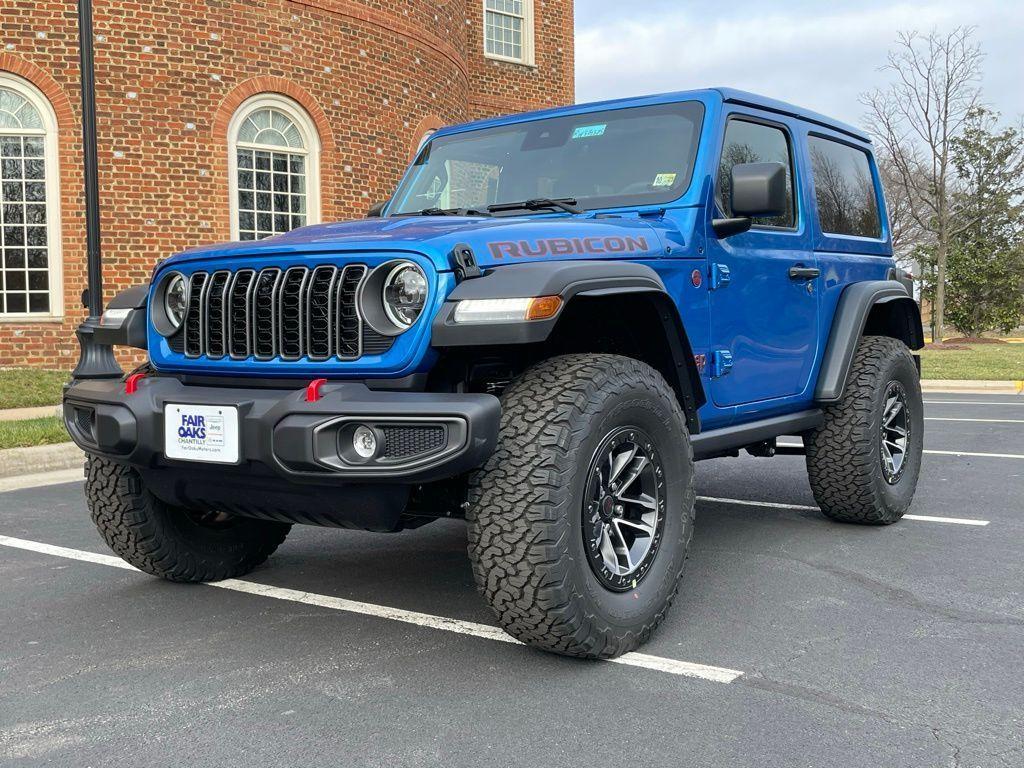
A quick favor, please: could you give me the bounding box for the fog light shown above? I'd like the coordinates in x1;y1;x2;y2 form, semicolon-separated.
352;425;378;459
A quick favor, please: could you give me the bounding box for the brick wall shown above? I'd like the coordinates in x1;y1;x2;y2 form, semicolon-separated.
0;0;574;368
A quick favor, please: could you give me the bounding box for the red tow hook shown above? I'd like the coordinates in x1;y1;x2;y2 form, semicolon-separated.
124;372;147;395
305;378;328;403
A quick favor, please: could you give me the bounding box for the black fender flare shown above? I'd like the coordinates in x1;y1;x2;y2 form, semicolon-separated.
431;260;706;421
815;280;924;403
93;283;149;350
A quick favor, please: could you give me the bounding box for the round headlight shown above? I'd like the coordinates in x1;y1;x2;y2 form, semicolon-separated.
163;273;187;330
382;263;428;328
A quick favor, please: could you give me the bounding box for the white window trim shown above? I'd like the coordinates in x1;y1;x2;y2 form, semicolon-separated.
483;0;536;67
0;71;64;321
226;94;322;241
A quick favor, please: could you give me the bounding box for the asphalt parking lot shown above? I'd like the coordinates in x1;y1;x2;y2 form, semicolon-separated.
1;392;1022;767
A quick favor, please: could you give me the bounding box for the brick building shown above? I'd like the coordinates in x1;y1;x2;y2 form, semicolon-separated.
0;0;575;367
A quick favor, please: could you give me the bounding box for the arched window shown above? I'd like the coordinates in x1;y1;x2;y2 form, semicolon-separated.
228;95;320;240
0;73;62;317
416;128;436;153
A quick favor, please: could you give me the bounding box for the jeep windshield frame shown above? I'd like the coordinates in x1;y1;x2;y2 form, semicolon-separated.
389;101;705;216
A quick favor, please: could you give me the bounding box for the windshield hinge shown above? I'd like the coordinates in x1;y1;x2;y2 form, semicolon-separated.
449;243;482;282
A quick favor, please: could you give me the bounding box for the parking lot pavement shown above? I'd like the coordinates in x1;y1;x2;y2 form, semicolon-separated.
1;395;1022;767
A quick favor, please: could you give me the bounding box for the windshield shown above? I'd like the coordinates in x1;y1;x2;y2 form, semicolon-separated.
389;101;704;215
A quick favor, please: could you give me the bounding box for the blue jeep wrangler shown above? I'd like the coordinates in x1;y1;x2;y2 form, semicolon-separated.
64;88;924;658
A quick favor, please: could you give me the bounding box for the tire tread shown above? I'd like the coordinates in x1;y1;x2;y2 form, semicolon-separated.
86;455;289;582
805;336;921;524
466;353;694;658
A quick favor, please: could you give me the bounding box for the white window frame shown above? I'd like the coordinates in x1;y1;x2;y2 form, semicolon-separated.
227;94;321;241
483;0;535;66
0;72;63;321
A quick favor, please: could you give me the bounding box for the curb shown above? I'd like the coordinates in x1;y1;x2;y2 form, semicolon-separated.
0;405;62;422
921;379;1023;395
0;442;84;479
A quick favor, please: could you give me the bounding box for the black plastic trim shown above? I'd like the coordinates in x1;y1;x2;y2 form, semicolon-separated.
815;280;923;403
430;259;706;425
93;283;149;350
63;376;500;486
692;409;823;460
431;260;665;347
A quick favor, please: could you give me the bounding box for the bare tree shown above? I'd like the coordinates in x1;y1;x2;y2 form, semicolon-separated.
875;156;927;269
861;27;984;341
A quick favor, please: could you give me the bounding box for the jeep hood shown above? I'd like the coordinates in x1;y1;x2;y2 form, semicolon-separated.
160;213;690;271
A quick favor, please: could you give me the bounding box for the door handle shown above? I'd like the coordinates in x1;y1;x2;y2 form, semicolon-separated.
788;265;820;280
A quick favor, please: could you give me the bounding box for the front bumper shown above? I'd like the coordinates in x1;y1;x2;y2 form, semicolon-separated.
64;376;500;484
63;376;500;530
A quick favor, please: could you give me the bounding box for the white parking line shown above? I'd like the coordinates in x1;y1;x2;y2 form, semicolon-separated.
696;496;990;526
0;534;743;684
925;400;1024;406
902;514;990;526
776;440;1024;461
925;449;1024;460
925;417;1024;424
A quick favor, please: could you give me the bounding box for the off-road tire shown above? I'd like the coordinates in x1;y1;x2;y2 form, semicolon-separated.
85;454;291;581
466;354;695;658
805;336;923;524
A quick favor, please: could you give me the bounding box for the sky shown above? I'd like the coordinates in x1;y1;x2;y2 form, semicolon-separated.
573;0;1024;128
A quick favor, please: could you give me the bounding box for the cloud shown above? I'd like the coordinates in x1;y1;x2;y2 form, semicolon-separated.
575;0;1024;126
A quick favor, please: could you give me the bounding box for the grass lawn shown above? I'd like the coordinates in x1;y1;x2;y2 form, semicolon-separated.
0;416;69;450
0;369;70;410
919;343;1024;381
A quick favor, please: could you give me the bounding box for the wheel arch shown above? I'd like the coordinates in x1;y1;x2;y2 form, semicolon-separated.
430;260;706;431
815;280;924;404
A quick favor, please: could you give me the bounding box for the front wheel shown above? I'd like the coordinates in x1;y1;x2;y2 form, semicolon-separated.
85;455;291;581
805;336;924;524
466;354;695;658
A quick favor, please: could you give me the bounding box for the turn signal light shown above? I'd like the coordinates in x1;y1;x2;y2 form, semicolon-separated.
525;295;562;320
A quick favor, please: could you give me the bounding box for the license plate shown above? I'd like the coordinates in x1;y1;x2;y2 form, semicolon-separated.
164;404;240;464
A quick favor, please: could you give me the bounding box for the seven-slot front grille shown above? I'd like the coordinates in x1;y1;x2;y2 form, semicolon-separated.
182;264;369;361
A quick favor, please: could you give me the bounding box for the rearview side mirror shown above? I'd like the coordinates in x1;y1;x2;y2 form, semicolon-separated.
712;162;788;238
366;200;389;218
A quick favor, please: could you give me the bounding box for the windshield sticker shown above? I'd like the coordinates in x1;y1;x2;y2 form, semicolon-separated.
652;173;677;187
571;124;607;139
488;236;649;260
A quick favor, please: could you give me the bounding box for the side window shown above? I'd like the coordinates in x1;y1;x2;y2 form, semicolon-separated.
808;135;881;238
717;118;795;228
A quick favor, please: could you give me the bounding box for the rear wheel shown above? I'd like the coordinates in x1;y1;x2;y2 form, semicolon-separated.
85;455;290;581
805;336;923;524
466;354;695;658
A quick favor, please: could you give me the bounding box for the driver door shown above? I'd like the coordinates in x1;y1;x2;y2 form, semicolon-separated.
705;114;819;407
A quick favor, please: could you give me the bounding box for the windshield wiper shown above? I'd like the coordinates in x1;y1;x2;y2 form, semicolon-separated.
416;207;491;217
487;197;583;215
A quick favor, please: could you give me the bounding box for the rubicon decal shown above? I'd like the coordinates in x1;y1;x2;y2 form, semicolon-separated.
488;236;650;260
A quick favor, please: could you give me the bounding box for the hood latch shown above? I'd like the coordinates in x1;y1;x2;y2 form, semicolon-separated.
449;243;482;282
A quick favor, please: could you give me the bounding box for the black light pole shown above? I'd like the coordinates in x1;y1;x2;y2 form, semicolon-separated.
71;0;121;380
